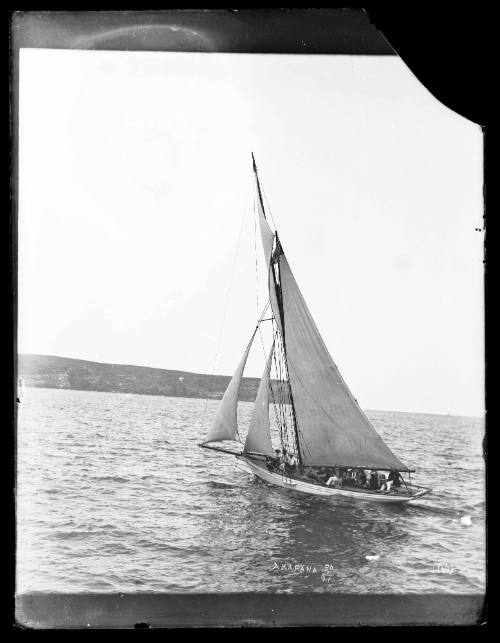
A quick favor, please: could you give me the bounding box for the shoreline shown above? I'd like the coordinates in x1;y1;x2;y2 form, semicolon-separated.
18;384;484;421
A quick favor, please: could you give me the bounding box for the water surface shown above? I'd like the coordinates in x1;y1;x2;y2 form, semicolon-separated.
17;388;486;594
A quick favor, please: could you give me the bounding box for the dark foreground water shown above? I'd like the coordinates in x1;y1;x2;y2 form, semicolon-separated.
17;388;485;594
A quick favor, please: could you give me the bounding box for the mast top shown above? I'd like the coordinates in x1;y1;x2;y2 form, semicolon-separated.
252;153;269;225
251;152;258;174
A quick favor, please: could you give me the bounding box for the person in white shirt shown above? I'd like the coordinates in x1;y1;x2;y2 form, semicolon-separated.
282;449;297;472
379;474;393;492
273;449;284;471
326;473;342;488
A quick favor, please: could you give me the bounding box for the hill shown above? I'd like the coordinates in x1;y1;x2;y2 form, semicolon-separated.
17;354;272;402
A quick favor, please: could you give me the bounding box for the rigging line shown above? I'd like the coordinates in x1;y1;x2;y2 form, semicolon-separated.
279;371;288;453
272;325;302;462
275;334;292;456
255;302;273;415
272;324;297;460
257;321;272;414
257;299;271;322
269;281;287;451
276;337;287;428
254;198;260;316
260;182;277;231
235;324;260;444
279;341;309;462
235;305;270;445
272;340;286;450
282;351;294;455
280;340;293;451
198;204;252;444
273;299;303;466
272;352;282;430
268;322;282;441
270;254;303;465
256;300;272;361
257;325;268;359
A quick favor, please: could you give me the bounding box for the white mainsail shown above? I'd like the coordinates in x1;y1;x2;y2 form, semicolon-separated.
244;341;275;457
253;159;409;471
277;253;408;470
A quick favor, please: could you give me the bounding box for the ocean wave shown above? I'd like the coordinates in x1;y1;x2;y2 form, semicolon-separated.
91;475;130;483
17;389;486;594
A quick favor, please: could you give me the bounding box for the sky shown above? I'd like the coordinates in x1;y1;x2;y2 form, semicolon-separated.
18;49;484;417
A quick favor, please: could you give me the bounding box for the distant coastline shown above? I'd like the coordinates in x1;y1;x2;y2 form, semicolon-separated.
17;354;265;402
17;354;484;419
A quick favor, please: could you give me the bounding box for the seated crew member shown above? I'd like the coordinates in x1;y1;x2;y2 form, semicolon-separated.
317;468;331;484
388;470;402;488
378;473;392;492
353;469;363;488
326;472;342;488
284;450;298;474
273;449;283;471
281;448;292;474
344;469;356;487
369;471;380;490
265;455;276;472
384;480;393;492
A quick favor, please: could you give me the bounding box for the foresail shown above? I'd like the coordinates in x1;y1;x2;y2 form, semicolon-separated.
244;341;275;457
204;330;257;444
278;254;409;471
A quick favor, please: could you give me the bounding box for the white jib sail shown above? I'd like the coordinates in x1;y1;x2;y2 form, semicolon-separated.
204;329;257;444
245;341;275;457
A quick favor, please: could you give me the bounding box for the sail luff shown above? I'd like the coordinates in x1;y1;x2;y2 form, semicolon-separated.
203;328;257;444
244;340;275;457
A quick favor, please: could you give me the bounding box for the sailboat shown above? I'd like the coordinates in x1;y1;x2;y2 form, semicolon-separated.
199;156;430;504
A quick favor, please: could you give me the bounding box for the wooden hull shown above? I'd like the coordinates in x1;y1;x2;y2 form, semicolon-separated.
237;456;429;504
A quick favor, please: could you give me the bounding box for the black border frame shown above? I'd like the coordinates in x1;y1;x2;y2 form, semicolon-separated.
9;8;488;630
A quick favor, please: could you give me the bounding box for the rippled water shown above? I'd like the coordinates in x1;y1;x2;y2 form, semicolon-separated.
16;388;486;594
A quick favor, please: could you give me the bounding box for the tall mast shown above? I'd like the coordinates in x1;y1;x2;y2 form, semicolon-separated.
252;153;303;466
